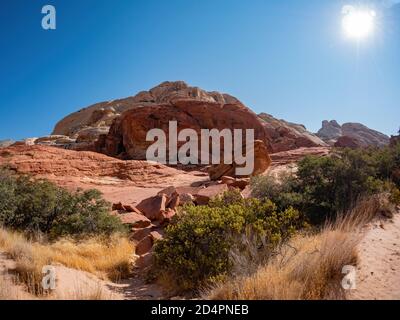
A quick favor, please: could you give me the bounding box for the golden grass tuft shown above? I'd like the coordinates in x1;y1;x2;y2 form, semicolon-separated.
206;195;390;300
0;228;134;295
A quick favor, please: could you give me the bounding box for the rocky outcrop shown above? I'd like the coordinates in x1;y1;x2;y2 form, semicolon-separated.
258;113;328;152
0;145;198;187
0;140;14;148
316;120;389;147
334;136;362;148
97;98;272;160
207;140;271;180
52;81;331;158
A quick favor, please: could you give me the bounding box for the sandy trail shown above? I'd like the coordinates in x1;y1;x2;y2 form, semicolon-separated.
348;211;400;300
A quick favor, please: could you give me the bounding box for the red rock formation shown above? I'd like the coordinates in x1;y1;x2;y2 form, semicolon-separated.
207;140;272;180
97;100;272;159
52;81;327;158
334;136;363;148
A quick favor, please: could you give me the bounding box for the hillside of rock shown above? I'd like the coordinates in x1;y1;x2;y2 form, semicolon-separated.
316;120;389;147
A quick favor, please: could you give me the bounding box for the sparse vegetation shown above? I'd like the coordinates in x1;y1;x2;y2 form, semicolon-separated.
0;227;133;295
252;146;400;224
0;167;127;239
206;195;385;300
153;190;306;293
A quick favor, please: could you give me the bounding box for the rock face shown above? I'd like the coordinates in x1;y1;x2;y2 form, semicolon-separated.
0;140;14;148
52;81;330;158
207;140;271;180
97;96;271;160
316;120;389;147
0;145;200;188
258;113;328;152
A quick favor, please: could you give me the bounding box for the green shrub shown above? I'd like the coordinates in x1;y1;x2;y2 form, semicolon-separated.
0;168;126;238
153;190;304;292
251;147;400;224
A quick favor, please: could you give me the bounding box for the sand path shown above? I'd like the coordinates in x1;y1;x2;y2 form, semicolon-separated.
349;211;400;300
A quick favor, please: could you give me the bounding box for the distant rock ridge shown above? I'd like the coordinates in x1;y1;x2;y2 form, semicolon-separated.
316;120;389;148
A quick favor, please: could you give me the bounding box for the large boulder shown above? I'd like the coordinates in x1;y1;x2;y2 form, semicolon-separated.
207;140;271;180
98;99;271;160
136;194;167;221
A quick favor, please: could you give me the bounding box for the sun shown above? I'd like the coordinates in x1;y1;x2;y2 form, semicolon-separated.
342;6;376;39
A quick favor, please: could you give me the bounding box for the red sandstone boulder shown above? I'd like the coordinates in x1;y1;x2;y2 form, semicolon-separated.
156;208;176;225
150;229;165;242
136;252;154;269
136;194;167;221
208;140;271;180
194;184;229;205
117;212;151;228
131;226;153;242
135;236;153;255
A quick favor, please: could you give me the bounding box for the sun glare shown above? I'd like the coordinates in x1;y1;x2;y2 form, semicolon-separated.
342;6;376;39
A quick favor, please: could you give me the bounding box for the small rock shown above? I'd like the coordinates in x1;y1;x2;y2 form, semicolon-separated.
118;212;151;228
194;184;229;205
131;226;153;242
136;252;154;269
135;236;153;255
156;208;176;225
112;202;125;211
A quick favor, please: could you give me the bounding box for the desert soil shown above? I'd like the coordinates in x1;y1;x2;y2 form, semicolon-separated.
348;210;400;300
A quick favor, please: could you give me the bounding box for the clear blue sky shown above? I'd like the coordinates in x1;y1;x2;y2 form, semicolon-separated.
1;0;399;140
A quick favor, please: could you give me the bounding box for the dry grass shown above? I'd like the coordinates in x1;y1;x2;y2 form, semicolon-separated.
0;275;16;300
0;228;134;295
206;195;391;300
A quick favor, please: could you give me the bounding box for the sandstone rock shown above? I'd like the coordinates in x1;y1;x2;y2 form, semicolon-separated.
136;252;154;269
135;236;153;255
194;184;229;205
179;193;195;205
0;140;14;148
258;113;328;152
156;208;176;224
131;226;153;242
150;229;165;242
316;120;389;147
221;176;236;185
123;204;142;214
52;81;334;156
0;145;189;188
334;136;363;148
208;140;271;180
112;202;125;211
76;127;110;143
231;178;250;190
12;138;38;146
166;193;180;210
136;194;167;221
117;212;151;228
100;99;272;160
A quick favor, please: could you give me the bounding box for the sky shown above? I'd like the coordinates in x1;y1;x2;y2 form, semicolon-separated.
0;0;399;140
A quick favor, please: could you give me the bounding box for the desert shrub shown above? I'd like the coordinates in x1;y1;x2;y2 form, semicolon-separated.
153;190;305;292
251;173;305;211
251;147;400;224
0;168;126;239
